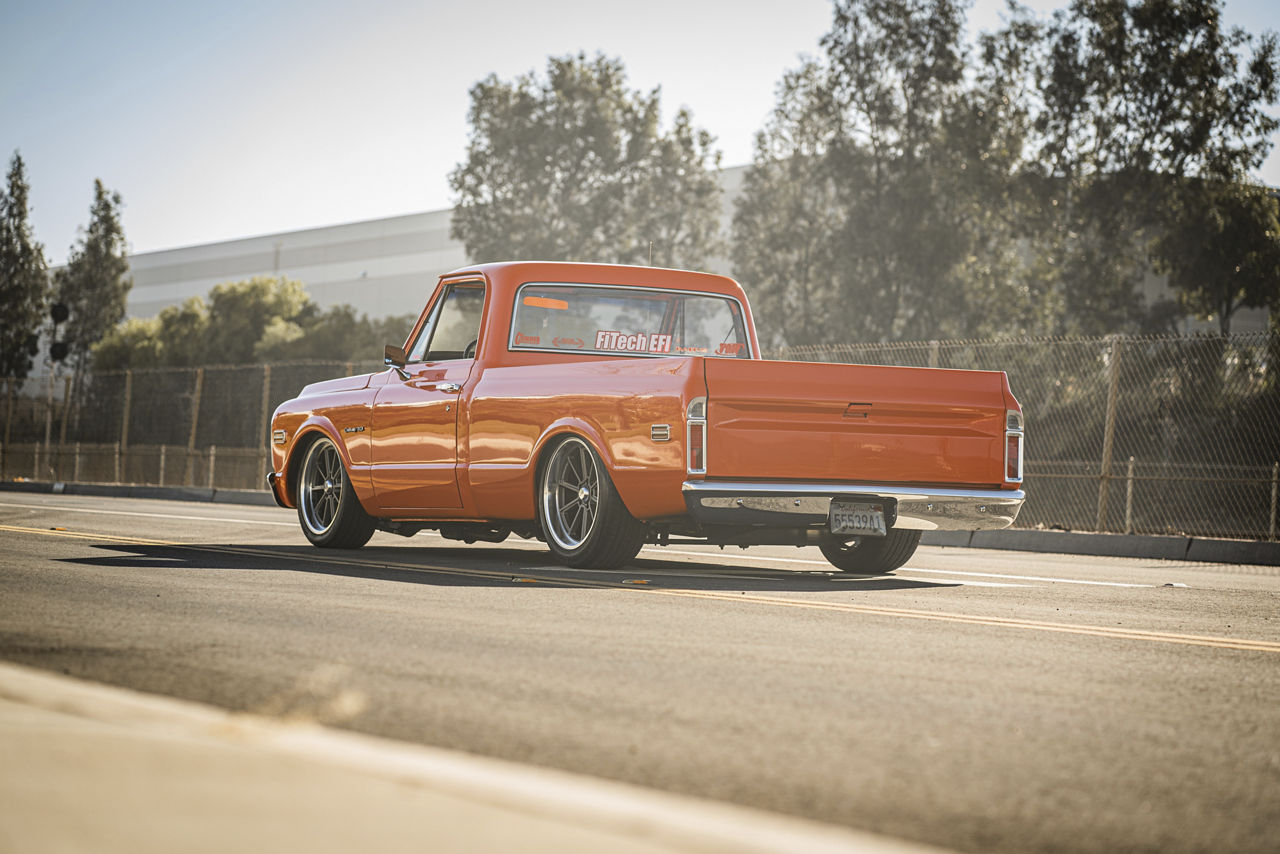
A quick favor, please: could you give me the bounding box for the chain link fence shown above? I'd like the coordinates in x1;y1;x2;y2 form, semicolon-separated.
1;360;382;493
768;332;1280;540
3;333;1278;539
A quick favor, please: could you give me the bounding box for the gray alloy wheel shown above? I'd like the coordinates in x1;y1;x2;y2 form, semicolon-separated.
538;435;645;569
297;436;375;549
820;528;922;574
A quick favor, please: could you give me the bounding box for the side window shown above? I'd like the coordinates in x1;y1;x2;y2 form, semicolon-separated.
406;283;485;362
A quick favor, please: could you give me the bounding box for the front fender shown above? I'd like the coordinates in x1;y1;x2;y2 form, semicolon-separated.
280;416;374;511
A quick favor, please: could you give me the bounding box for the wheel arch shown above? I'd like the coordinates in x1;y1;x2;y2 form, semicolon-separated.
284;420;348;506
529;421;631;515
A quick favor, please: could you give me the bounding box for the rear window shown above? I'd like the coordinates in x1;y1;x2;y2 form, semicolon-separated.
509;283;751;359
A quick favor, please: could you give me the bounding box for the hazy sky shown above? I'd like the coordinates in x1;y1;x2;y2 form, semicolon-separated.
2;0;1277;264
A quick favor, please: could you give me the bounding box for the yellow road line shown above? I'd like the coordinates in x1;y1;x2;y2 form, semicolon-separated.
0;523;177;546
6;524;1279;654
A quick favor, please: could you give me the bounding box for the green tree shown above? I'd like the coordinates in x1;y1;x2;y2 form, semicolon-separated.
449;53;723;268
731;62;844;347
733;0;1046;345
54;179;131;377
1033;0;1279;332
93;275;415;370
1153;179;1280;334
0;151;49;379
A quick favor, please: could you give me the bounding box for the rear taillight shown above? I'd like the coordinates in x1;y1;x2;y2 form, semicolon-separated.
1005;409;1024;483
687;396;707;474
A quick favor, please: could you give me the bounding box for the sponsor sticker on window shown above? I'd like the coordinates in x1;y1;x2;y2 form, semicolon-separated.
594;331;672;354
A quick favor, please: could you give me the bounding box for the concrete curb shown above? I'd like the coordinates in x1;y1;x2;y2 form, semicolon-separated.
922;528;1280;566
4;479;1277;566
0;479;276;506
0;661;947;854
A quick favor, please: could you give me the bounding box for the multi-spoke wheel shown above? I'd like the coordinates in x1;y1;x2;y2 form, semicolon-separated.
297;436;375;549
820;528;921;574
538;435;645;568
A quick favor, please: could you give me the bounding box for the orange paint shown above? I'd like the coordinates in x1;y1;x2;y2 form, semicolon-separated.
268;262;1023;532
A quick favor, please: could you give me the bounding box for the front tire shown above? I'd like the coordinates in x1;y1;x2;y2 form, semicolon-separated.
297;437;375;549
538;436;645;569
820;528;921;574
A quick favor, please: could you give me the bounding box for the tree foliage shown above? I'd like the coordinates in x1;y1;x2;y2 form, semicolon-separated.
732;0;1279;345
449;53;723;269
54;179;131;374
92;275;415;370
735;0;1052;345
1032;0;1279;333
1153;179;1280;334
0;151;50;379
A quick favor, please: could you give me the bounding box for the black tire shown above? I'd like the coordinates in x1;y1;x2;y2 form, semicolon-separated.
820;528;921;574
296;436;376;549
538;435;645;569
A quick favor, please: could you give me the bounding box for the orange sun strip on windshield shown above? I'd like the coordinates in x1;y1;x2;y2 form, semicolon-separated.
523;296;568;310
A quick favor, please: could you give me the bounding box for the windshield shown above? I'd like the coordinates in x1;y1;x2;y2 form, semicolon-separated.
509;283;751;359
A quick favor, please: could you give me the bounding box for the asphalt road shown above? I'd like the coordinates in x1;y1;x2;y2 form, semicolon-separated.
1;493;1278;853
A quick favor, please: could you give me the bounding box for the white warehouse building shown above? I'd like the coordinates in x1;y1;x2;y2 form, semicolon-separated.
125;167;748;321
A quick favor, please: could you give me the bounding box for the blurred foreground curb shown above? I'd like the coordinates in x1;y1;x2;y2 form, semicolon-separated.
0;661;948;854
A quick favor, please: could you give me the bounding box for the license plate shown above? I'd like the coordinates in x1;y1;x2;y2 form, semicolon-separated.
829;501;887;537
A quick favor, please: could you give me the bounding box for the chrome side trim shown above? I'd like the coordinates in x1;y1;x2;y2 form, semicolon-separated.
681;480;1025;531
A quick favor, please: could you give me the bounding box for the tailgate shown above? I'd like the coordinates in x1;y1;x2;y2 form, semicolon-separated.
703;359;1011;487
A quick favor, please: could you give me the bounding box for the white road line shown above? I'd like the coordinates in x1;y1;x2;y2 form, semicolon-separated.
520;566;797;582
642;547;836;567
898;567;1154;588
0;501;296;527
644;546;1151;588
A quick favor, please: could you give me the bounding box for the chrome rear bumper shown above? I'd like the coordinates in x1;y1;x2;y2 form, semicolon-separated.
681;480;1024;531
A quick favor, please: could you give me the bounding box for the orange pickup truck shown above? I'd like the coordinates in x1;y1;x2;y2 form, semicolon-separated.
268;261;1025;573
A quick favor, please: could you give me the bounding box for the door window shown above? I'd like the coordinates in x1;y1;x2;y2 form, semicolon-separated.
407;282;486;362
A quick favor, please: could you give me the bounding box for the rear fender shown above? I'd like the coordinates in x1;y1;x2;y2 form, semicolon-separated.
531;420;628;512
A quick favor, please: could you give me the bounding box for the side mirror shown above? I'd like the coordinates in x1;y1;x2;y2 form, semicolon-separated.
384;344;407;370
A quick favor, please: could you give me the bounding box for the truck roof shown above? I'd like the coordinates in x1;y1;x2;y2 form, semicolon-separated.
439;261;750;302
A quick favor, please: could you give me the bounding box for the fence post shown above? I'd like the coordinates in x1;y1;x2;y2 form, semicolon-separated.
74;442;81;482
159;445;167;486
42;370;54;450
2;378;13;479
208;445;217;490
34;441;41;480
1271;461;1278;540
120;370;133;485
184;368;204;486
1096;335;1124;532
58;375;72;447
1124;456;1135;534
259;364;272;486
113;441;121;483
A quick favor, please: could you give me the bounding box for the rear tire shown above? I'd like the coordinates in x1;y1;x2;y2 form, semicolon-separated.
820;528;921;574
538;436;645;569
297;436;376;549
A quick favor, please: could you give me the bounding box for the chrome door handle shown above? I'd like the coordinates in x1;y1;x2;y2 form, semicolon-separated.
435;382;462;394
